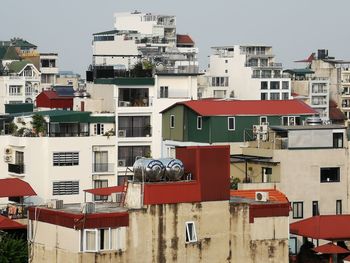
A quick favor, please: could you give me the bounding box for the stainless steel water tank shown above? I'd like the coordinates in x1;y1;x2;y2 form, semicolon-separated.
133;158;165;182
305;116;323;126
159;158;184;181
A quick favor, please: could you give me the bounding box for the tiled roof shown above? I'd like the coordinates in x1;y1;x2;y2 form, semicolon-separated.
163;99;317;116
230;189;289;204
0;215;26;230
8;60;31;73
177;34;194;44
290;215;350;240
0;178;36;197
329;100;346;121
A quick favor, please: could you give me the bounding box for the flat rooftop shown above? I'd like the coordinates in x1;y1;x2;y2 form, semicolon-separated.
42;202;127;214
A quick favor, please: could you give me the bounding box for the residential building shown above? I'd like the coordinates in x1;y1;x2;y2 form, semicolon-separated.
0;110;116;204
40;53;59;88
161;99;317;155
285;68;330;121
36;86;75;110
28;145;290;263
231;124;348;253
56;71;81;89
200;45;291;100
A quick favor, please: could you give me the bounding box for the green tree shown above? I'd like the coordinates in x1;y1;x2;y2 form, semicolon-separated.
0;233;28;263
31;114;46;136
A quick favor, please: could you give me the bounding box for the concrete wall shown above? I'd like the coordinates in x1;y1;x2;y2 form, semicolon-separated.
30;201;289;263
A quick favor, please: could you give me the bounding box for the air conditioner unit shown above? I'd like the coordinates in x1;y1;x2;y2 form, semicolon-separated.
52;199;63;209
4;155;12;163
4;147;12;155
118;130;126;137
81;202;95;214
255;191;269;202
118;159;126;167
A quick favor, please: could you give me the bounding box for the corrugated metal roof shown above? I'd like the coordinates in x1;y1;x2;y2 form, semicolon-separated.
177;34;194;44
84;186;124;196
0;215;26;230
162;99;317;116
0;178;36;197
313;243;349;254
230;189;289;204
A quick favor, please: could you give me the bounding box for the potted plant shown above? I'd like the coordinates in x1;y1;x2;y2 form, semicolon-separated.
143;124;152;137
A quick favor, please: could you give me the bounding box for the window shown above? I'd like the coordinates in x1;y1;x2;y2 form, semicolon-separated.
99;229;111;250
15;151;24;165
333;132;343;148
93;151;109;172
94;124;104;135
228;117;235;131
262;167;272;183
225;69;228;73
119;116;151;137
83;229;98;252
270;81;280;90
312;201;319;216
214;90;226;98
225;59;228;63
211;77;229;87
53;152;79;166
261;93;268;100
282;81;289;90
53;181;79;195
9;85;22;96
320;167;340;183
260;116;268;125
282;116;300;126
282;92;289;100
270;92;280;100
94;180;108;201
170;115;175;128
336;200;342;215
292;202;303;219
197;116;202;130
118;146;151;167
160;86;169;98
261;81;268;90
289;237;297;255
185;222;197;243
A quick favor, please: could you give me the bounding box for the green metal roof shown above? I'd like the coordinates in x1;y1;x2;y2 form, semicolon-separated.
11;39;37;48
89;116;115;123
93;30;119;36
8;60;31;73
5;103;33;114
94;77;155;86
0;46;20;60
284;68;315;75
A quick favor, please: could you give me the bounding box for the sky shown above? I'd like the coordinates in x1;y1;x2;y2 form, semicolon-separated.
2;0;350;76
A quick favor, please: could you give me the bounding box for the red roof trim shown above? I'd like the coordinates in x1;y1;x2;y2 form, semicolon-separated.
313;243;349;254
249;203;290;223
0;178;36;197
0;215;26;230
84;186;124;196
28;207;129;230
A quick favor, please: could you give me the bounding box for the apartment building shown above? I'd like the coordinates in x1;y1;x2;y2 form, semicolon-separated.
40;53;59;88
200;45;291;100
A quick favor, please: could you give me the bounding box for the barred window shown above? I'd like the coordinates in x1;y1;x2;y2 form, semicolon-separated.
53;152;79;166
53;181;79;195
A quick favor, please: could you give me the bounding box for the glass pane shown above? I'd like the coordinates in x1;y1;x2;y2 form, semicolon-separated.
85;230;96;251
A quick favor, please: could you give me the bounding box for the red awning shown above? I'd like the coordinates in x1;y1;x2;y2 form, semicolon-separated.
290;215;350;241
0;178;36;198
313;243;349;254
0;215;26;230
84;186;124;196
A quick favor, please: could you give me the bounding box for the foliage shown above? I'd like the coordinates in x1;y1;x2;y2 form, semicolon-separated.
230;177;241;190
0;233;28;263
129;62;153;77
31;114;46;136
8;122;18;135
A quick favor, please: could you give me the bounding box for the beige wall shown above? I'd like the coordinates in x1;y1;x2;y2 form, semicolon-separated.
31;201;289;263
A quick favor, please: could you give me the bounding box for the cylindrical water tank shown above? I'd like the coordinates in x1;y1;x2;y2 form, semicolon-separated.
159;158;184;181
305;116;323;126
133;158;165;182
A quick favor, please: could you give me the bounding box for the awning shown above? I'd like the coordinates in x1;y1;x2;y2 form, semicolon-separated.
84;186;124;196
313;243;349;254
0;215;26;230
0;178;36;197
290;215;350;241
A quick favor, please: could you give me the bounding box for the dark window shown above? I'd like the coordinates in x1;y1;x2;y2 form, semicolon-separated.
336;200;342;215
170;115;175;128
320;167;340;183
53;181;79;195
312;201;319;216
118;146;151;167
53;152;79;166
119;116;151;137
261;93;268;100
228;117;235;131
197;116;202;130
333;133;343;148
270;81;280;90
261;81;268;90
289;237;297;255
185;222;197;243
160;86;169;98
292;202;303;219
94;180;108;201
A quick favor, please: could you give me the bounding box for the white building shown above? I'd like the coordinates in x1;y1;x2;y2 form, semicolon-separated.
200;45;291;100
40;53;59;88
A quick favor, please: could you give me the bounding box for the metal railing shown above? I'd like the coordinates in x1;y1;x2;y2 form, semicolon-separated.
8;164;25;174
92;163;114;173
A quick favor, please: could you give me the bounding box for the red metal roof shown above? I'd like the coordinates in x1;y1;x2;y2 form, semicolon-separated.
329;100;346;121
41;90;59;99
290;215;350;241
84;186;124;196
230;189;289;203
313;243;349;254
177;34;194;44
163;99;317;116
0;178;36;197
0;215;26;230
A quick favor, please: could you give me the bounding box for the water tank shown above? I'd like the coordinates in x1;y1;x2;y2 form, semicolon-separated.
133;158;165;182
159;158;184;181
305;116;323;126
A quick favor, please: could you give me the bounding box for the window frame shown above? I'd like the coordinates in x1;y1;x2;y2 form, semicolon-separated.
292;202;303;219
289;236;297;255
312;201;319;216
320;167;340;183
260;116;268;125
53;152;79;166
336;200;342;215
185;221;197;243
83;229;98;252
99;228;112;251
170;115;175;129
160;86;169;98
197;116;202;130
228;117;235;131
52;180;79;196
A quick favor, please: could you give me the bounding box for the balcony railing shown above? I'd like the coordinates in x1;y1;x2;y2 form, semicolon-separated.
118;126;152;137
246;62;282;68
8;164;25;174
92;163;114;173
49;132;89;137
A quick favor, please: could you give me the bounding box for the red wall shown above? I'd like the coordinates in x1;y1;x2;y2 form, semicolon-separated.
36;93;73;109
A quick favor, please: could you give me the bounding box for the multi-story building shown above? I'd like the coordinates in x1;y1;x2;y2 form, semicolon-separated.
90;11;198;77
0;110;116;204
285;68;330;121
40;53;59;88
200;45;291;100
56;71;81;89
231;124;348;253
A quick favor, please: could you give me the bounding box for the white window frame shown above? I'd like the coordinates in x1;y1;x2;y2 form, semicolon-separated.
99;228;112;251
160;86;169;98
83;229;98;252
260;116;268;125
170;115;175;129
228;117;235;131
185;221;197;243
197;116;202;130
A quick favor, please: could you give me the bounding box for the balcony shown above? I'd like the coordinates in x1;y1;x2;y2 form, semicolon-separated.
92;163;114;173
118;126;152;137
118;88;150;107
8;164;25;174
246;62;282;68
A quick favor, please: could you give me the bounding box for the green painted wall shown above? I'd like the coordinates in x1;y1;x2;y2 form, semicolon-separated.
162;105;184;141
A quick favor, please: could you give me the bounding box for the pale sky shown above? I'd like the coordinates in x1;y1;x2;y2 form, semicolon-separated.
2;0;350;76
